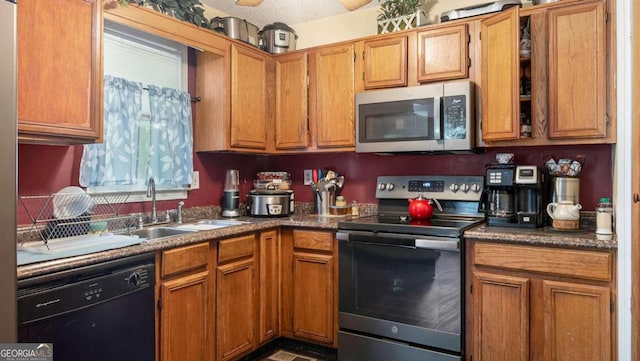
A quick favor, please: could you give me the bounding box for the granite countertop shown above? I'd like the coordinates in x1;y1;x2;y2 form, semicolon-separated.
465;223;617;250
16;213;356;280
17;212;617;280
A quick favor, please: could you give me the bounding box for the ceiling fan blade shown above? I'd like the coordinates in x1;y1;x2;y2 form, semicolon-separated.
338;0;372;11
235;0;264;6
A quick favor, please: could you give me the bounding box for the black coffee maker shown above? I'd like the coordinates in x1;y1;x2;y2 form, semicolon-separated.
480;164;544;228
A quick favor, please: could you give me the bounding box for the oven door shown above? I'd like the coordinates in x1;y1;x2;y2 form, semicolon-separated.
337;231;463;354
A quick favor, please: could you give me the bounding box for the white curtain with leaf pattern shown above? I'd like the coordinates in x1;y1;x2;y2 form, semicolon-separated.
79;76;193;188
147;85;193;187
79;75;143;187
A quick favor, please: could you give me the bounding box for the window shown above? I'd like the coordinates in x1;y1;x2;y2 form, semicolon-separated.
80;20;192;202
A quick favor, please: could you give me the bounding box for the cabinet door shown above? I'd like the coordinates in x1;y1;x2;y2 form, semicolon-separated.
231;44;269;150
480;7;521;141
160;271;210;361
18;0;103;143
363;36;408;89
543;280;611;361
547;1;607;139
312;43;356;149
258;230;280;344
472;271;530;361
292;251;334;345
216;258;256;361
275;52;308;150
418;24;469;82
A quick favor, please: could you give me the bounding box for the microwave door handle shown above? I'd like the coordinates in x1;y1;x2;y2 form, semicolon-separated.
434;96;442;140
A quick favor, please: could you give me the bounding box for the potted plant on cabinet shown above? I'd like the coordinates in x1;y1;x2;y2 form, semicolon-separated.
103;0;209;28
377;0;434;34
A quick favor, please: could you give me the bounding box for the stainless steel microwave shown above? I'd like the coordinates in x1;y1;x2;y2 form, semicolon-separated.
355;81;475;153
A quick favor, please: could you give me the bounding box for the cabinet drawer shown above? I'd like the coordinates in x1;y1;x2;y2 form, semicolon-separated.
218;234;256;264
474;242;612;282
292;230;333;252
162;242;210;278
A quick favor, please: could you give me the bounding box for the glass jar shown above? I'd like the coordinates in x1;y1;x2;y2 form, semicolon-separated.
595;197;613;235
351;201;360;216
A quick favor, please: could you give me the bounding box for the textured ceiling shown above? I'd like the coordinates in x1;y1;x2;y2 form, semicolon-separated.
200;0;378;28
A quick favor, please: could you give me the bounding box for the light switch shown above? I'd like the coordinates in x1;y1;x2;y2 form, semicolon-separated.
303;169;313;185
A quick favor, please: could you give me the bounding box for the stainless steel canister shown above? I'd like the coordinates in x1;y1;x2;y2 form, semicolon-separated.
315;190;335;216
550;177;580;205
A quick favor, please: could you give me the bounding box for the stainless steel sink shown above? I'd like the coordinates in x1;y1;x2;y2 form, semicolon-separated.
127;226;197;240
195;219;250;226
174;219;251;231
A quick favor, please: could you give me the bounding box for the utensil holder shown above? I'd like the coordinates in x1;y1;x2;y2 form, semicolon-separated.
315;190;335;215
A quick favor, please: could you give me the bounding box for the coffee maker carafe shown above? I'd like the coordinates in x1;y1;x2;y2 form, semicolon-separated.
222;169;241;218
480;164;517;225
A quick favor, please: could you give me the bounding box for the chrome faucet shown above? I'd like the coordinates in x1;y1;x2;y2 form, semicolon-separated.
146;177;157;224
177;201;184;224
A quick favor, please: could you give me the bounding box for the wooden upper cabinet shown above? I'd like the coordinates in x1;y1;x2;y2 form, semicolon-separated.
18;0;103;144
363;35;408;89
547;1;607;139
275;52;309;150
230;44;270;150
480;6;521;141
311;43;356;150
417;23;469;83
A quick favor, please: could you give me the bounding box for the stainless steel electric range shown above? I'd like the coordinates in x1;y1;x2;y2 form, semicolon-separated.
337;175;485;361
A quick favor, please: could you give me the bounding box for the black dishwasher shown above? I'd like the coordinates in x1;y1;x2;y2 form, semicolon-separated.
18;253;155;361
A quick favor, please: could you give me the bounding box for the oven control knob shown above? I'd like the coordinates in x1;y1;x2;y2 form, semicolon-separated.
378;183;386;191
449;183;459;192
386;183;395;191
460;183;470;193
471;184;482;193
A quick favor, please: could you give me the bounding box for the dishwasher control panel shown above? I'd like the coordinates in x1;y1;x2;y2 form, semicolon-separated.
18;257;155;324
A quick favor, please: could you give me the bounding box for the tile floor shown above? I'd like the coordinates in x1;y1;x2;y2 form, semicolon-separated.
242;338;337;361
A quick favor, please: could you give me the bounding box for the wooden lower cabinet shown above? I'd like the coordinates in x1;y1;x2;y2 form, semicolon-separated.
281;228;338;347
468;241;615;361
157;242;214;361
258;229;280;345
157;228;334;361
216;234;258;361
472;272;530;361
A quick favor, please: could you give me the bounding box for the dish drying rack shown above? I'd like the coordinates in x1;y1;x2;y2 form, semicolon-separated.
19;192;138;246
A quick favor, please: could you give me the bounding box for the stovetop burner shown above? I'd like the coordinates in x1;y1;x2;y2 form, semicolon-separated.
338;175;485;238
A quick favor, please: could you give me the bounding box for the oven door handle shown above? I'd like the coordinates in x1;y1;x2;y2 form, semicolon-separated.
415;238;460;251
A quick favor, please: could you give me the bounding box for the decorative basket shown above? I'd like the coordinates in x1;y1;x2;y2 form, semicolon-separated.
377;10;428;34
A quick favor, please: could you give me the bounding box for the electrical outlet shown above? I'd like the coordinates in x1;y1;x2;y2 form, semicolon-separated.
303;169;313;185
191;171;200;190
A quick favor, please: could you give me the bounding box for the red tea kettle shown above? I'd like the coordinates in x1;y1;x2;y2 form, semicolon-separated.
408;195;442;219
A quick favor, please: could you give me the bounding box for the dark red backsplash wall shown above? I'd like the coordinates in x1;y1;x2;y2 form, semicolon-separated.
17;143;613;225
268;144;613;209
